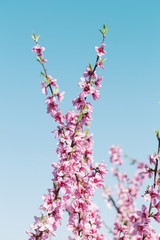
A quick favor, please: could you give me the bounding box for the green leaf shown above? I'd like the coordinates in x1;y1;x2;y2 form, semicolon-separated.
88;63;92;71
154;130;159;138
146;185;150;191
81;181;84;187
72;146;75;151
104;27;110;36
81;213;85;218
77;106;88;125
157;178;160;183
53;182;57;190
41;71;45;77
31;34;35;41
77;112;83;123
149;212;154;217
37;56;42;64
36;35;40;42
53;88;60;95
99;28;103;35
31;33;37;41
103;24;106;31
83;105;87;113
76;128;81;135
45;77;50;84
32;34;40;43
101;58;107;62
41;214;44;220
84;130;89;137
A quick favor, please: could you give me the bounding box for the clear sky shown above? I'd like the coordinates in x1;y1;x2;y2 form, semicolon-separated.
0;0;160;239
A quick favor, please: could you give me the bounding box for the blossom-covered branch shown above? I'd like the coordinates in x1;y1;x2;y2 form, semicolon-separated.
27;25;109;240
103;140;160;239
103;146;149;239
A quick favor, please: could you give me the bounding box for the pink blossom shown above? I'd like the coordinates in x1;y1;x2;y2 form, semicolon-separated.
92;89;100;100
72;93;85;110
149;154;156;165
109;145;123;165
95;43;106;57
52;126;63;138
45;96;58;113
40;81;48;95
136;205;150;224
28;215;56;239
79;81;94;97
57;91;65;102
149;153;160;164
132;222;149;236
83;66;97;80
47;75;57;87
95;76;103;89
32;44;45;56
144;164;154;178
143;186;160;202
153;211;160;223
41;57;47;62
153;199;160;210
95;160;108;176
89;174;105;189
97;58;105;69
51;110;64;125
40;191;56;213
113;222;127;236
157;178;160;188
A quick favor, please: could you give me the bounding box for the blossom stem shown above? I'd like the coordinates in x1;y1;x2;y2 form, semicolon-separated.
148;135;160;215
153;136;160;188
71;35;105;149
108;195;121;214
92;35;105;75
39;57;54;96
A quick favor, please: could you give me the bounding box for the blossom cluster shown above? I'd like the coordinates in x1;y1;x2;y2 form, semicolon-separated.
103;144;160;239
27;28;109;240
133;143;160;239
109;146;123;166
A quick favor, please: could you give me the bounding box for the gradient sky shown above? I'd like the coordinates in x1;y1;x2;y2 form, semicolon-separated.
0;0;160;239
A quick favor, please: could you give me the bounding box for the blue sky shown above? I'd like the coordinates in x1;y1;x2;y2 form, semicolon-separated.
0;0;160;239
